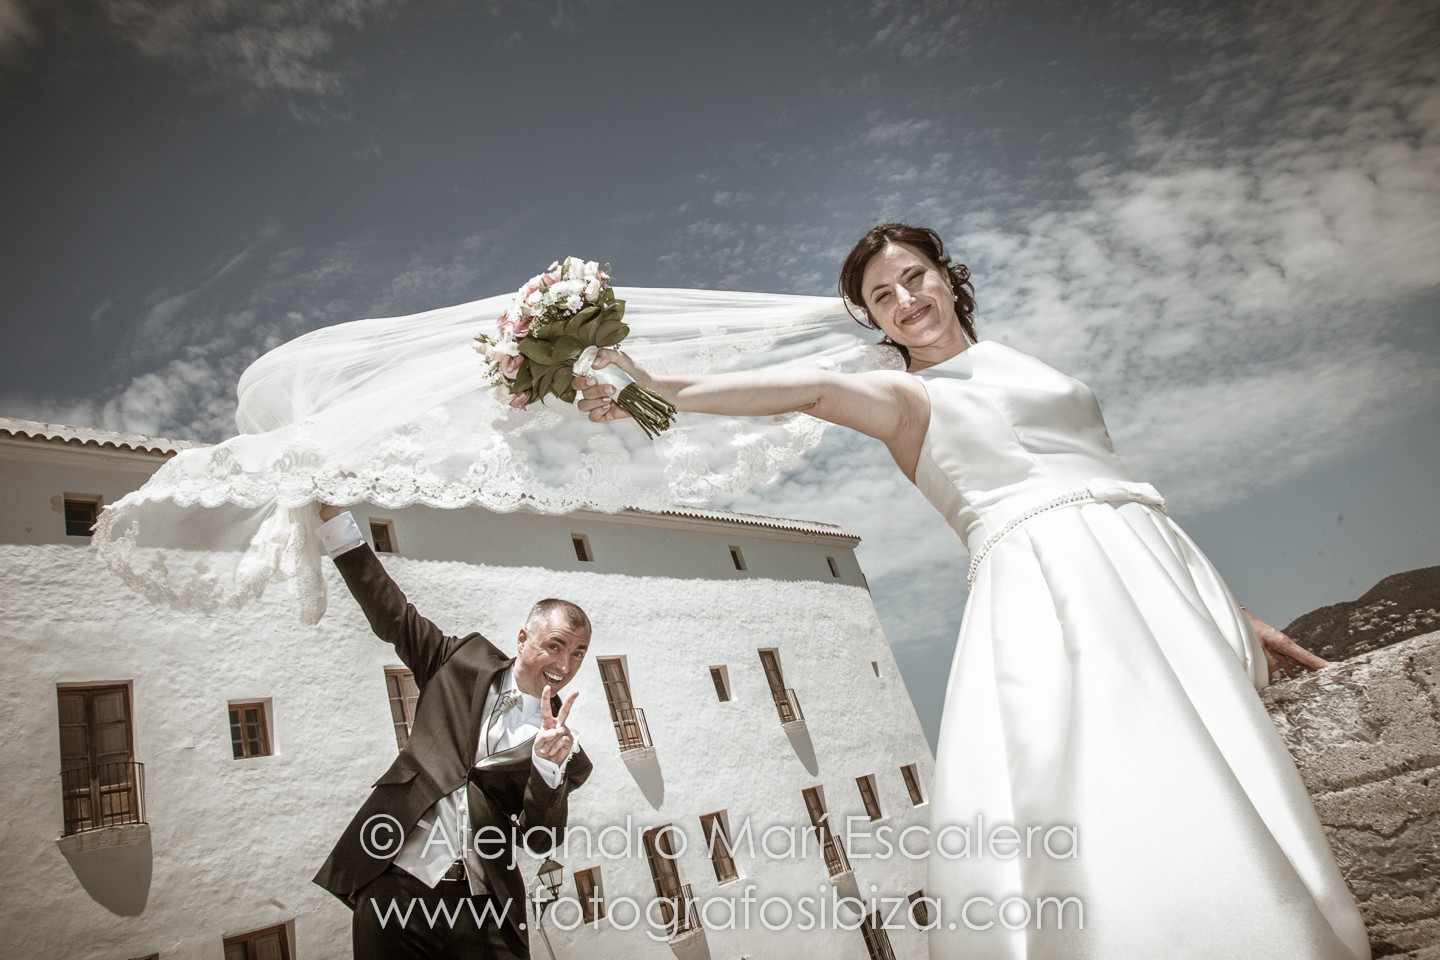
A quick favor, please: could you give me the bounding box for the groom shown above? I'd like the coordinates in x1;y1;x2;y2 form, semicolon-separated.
311;504;593;960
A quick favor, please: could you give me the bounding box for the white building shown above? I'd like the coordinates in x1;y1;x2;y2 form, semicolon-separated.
0;416;935;960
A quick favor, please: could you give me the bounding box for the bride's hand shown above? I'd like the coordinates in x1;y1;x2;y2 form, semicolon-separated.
571;347;647;423
1243;609;1329;680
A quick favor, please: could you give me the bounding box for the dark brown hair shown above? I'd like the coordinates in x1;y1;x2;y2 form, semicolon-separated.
838;223;977;366
527;597;591;636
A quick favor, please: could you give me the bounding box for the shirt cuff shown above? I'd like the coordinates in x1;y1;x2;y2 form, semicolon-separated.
531;733;579;789
319;512;366;557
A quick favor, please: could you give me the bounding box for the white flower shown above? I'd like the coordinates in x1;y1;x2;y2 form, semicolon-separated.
549;278;583;299
565;294;583;311
585;278;602;300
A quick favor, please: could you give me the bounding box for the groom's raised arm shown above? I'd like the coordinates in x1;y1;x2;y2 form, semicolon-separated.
317;504;464;687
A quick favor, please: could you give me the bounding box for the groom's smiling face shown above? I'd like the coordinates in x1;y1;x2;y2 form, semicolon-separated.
513;609;590;698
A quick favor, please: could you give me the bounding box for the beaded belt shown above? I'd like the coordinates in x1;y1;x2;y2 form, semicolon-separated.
965;478;1167;588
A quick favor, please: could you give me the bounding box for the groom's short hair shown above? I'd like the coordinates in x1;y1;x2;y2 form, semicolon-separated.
527;597;590;636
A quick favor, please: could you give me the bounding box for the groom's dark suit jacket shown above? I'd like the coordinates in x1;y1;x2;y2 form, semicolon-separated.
313;544;592;940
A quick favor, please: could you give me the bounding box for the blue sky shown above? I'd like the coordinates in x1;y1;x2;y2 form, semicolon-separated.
2;0;1436;745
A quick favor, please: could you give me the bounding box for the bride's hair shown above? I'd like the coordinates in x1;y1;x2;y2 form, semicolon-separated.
838;223;978;364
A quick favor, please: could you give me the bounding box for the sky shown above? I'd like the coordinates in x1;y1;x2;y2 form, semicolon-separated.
2;0;1437;746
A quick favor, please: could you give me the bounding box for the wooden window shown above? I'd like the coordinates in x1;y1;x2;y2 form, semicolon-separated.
598;658;633;715
574;867;605;922
642;825;688;930
861;909;897;960
58;684;138;835
709;666;731;702
759;649;802;723
908;889;933;927
572;534;593;561
728;546;746;570
826;555;840;577
900;763;924;805
801;786;829;836
223;923;290;960
857;774;882;821
803;786;850;877
384;668;419;749
229;701;272;759
759;649;786;699
63;498;98;537
369;519;395;553
700;811;739;883
598;658;649;750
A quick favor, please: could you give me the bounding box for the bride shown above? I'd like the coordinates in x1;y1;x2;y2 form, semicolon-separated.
570;223;1370;959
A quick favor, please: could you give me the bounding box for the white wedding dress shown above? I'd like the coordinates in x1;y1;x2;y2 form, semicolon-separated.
912;342;1369;959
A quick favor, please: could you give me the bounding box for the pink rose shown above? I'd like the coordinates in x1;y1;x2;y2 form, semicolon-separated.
498;353;523;379
513;316;532;337
542;271;562;286
496;311;511;333
508;391;530;409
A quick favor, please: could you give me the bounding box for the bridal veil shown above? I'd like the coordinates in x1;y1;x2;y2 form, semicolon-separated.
94;288;895;623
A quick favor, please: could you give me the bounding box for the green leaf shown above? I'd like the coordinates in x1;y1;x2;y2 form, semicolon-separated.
534;364;561;398
518;338;554;363
550;335;584;360
567;305;599;331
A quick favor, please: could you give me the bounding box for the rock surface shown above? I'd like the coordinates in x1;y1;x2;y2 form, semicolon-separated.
1263;630;1440;957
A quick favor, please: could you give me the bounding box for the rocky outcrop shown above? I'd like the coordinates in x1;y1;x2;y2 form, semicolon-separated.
1285;567;1440;661
1263;630;1440;958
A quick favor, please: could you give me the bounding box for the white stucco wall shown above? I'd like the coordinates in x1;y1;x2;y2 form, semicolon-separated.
0;428;934;960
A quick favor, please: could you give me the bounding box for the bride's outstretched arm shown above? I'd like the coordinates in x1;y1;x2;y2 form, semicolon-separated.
571;347;925;447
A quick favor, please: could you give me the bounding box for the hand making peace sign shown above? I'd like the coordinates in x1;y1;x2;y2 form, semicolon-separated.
534;686;579;765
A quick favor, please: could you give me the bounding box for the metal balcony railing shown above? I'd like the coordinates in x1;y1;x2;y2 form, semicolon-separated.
60;760;145;836
612;705;652;752
773;687;804;725
654;877;701;939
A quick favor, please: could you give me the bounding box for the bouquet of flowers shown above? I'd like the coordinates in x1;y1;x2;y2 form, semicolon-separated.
474;257;677;437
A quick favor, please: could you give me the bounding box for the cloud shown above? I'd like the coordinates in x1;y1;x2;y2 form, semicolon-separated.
949;3;1440;509
0;0;35;60
862;117;935;147
846;0;986;61
478;0;628;32
2;223;523;442
657;219;847;294
81;0;403;111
